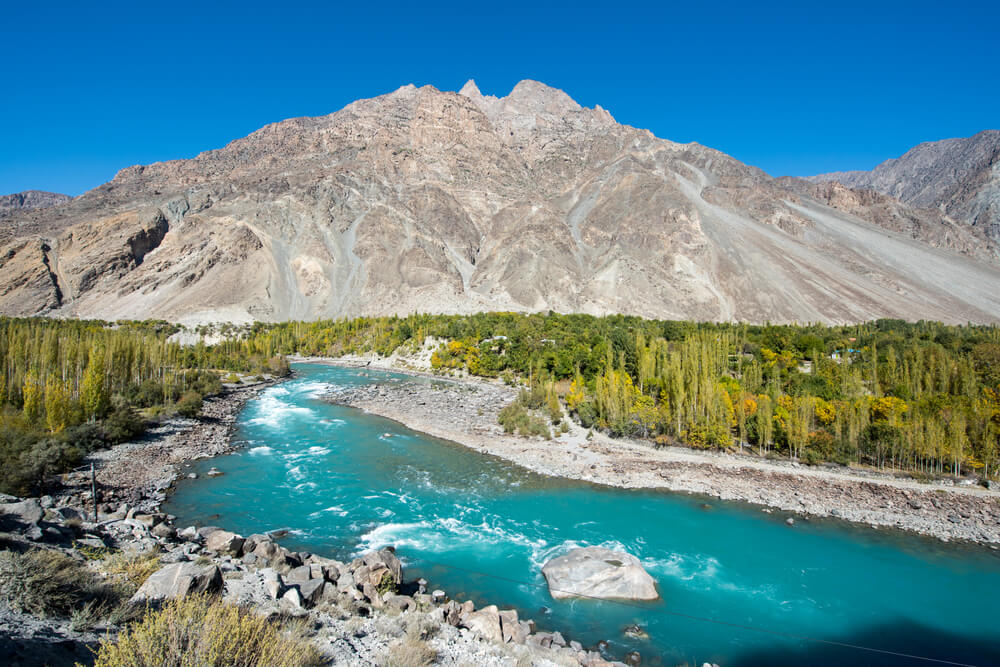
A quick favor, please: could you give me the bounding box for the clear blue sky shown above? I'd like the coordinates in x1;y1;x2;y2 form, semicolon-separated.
2;0;997;196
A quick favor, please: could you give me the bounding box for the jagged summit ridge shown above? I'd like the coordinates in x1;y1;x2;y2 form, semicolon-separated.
1;82;999;325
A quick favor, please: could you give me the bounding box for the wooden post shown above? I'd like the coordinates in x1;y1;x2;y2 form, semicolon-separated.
90;463;98;523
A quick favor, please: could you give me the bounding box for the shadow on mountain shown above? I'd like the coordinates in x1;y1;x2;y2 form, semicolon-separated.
730;619;999;667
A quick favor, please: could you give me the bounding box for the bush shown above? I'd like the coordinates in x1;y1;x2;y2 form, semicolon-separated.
175;391;204;418
0;549;113;617
498;402;551;439
90;595;322;667
104;403;146;444
103;549;162;595
385;638;437;667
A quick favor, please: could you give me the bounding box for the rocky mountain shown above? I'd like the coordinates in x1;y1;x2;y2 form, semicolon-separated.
2;81;1000;324
0;190;71;218
807;130;1000;240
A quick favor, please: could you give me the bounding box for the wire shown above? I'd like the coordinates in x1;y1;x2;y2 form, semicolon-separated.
412;558;979;666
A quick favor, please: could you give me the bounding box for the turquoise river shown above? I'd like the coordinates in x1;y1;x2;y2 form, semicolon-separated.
164;363;1000;666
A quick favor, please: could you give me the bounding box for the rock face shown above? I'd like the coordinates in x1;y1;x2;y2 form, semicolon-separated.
808;130;1000;241
130;561;223;602
0;191;70;219
3;83;1000;324
541;546;658;601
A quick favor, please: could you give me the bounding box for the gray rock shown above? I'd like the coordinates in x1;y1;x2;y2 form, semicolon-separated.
499;609;526;643
281;586;302;608
205;530;244;556
152;523;176;540
0;499;44;524
298;578;325;605
286;565;313;583
541;547;658;601
178;526;200;541
385;594;414;612
463;604;504;643
130;562;222;602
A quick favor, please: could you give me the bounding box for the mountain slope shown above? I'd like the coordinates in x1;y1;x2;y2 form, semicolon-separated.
2;81;1000;324
808;130;1000;240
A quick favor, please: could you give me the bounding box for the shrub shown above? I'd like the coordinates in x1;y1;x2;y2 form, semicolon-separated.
103;549;162;594
0;549;112;617
90;595;322;667
103;403;146;444
385;638;438;667
175;391;204;418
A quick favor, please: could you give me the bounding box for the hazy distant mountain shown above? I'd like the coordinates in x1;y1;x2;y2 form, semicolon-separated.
808;130;1000;240
1;81;999;324
0;190;70;218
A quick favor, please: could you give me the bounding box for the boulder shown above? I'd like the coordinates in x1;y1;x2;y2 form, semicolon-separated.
499;609;527;644
463;604;504;643
281;586;302;608
286;565;313;583
541;547;658;601
178;526;200;541
131;562;222;603
298;578;325;605
205;530;245;556
385;594;415;612
0;499;44;524
152;523;176;540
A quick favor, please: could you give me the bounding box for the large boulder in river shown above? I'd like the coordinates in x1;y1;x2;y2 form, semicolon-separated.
541;546;658;601
131;562;222;603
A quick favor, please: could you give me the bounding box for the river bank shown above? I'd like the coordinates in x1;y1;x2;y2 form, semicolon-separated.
1;377;621;666
315;359;1000;546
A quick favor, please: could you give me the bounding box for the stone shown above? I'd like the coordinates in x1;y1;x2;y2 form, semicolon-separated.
197;526;221;539
431;589;447;603
336;571;356;593
625;651;641;666
253;540;281;563
362;582;384;609
623;624;649;640
541;547;658;601
499;609;527;644
786;517;795;526
152;523;176;539
385;594;414;612
75;536;106;550
178;526;200;541
131;562;222;603
0;499;44;524
55;506;84;521
298;578;325;605
134;513;163;528
206;467;224;477
286;565;312;583
281;586;302;608
463;604;504;643
205;530;245;556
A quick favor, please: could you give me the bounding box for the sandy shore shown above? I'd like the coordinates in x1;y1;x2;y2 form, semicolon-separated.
312;357;1000;546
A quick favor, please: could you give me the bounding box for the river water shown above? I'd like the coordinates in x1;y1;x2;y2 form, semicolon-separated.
164;363;1000;666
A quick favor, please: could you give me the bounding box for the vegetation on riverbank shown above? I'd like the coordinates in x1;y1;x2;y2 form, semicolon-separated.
220;314;1000;481
2;313;999;491
0;318;286;495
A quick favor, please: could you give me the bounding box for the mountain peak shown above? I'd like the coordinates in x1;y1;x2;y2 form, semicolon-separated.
459;79;482;98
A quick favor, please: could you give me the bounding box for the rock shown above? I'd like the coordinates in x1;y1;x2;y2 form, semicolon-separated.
75;536;106;550
623;624;649;640
385;594;415;612
286;565;313;583
55;506;84;521
361;582;384;609
625;651;642;665
499;609;527;643
178;526;200;541
0;499;44;524
131;562;222;602
206;467;224;477
281;586;303;608
463;604;504;643
431;589;447;603
205;530;245;556
197;526;221;539
786;517;795;526
298;578;325;605
134;513;163;528
152;523;176;540
541;547;658;601
336;571;356;593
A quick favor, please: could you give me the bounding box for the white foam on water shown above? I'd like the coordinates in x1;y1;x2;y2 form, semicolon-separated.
292;481;318;493
286;466;305;481
307;446;331;456
297;381;339;399
248;394;314;428
248;446;274;456
309;505;349;518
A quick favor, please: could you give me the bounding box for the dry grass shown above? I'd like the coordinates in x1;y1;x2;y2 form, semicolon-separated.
385;637;438;667
102;548;162;593
90;595;323;667
0;548;112;618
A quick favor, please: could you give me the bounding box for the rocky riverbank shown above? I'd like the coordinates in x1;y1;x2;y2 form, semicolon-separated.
324;367;1000;546
0;378;629;666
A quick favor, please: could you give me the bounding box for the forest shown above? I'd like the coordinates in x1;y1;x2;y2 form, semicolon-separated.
2;313;998;496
